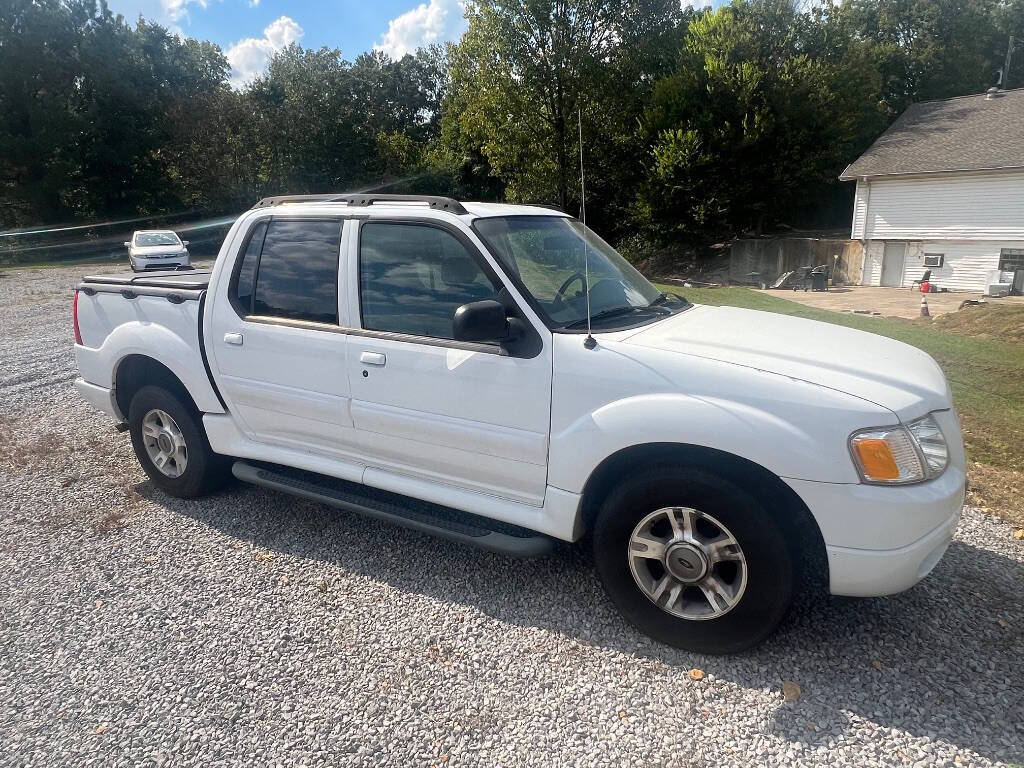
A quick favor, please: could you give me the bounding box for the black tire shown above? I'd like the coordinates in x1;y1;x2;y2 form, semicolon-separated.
128;385;229;498
593;464;794;654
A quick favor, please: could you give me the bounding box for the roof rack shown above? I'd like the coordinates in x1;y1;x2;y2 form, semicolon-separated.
252;193;468;215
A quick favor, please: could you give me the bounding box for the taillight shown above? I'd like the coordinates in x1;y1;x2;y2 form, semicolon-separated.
73;290;83;345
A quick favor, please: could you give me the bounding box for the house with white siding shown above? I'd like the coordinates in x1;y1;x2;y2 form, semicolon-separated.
841;87;1024;293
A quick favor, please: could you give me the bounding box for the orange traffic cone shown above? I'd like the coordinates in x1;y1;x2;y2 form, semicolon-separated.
920;296;930;317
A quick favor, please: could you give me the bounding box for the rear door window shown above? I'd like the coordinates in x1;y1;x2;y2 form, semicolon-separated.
233;220;267;315
252;219;342;324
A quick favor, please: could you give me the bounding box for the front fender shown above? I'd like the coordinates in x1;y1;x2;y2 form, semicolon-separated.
547;392;868;494
75;320;224;415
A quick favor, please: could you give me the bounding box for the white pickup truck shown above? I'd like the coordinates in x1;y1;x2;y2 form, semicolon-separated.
73;194;966;653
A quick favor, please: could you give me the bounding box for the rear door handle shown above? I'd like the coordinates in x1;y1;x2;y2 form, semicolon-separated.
360;351;386;366
224;332;243;346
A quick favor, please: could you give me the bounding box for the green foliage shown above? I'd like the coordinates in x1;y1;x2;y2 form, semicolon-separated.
0;0;448;228
847;0;1012;109
1;0;1021;258
635;1;887;244
444;0;689;221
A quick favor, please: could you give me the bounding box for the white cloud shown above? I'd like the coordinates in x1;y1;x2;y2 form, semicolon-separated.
248;0;259;6
162;0;208;23
682;0;712;7
226;15;304;89
375;0;467;60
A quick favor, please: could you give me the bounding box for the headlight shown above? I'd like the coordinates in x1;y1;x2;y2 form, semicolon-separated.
849;413;949;485
907;414;949;475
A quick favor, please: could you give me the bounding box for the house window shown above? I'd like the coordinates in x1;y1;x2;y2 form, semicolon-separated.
999;249;1024;271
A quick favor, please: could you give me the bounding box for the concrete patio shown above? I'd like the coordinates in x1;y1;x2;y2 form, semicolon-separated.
765;285;1024;319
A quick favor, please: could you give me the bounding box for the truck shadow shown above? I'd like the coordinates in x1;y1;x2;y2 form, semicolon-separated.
141;480;1024;763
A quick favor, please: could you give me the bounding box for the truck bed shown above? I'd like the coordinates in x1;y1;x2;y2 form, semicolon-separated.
74;266;223;416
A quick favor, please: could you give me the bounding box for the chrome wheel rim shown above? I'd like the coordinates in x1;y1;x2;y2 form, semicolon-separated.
628;506;747;621
141;409;188;478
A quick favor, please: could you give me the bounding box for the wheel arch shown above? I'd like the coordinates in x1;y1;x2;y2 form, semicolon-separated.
114;354;198;420
578;442;829;592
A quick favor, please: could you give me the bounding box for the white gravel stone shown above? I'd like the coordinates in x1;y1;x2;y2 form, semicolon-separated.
0;263;1022;767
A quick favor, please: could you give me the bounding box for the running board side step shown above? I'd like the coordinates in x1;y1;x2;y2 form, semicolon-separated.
232;461;556;557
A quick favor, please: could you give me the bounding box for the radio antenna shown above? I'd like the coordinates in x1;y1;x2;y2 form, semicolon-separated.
578;108;596;350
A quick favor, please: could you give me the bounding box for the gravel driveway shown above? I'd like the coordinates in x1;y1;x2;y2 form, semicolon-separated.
1;263;1022;768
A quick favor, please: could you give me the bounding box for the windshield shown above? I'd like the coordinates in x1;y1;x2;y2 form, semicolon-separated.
135;232;181;246
474;216;665;328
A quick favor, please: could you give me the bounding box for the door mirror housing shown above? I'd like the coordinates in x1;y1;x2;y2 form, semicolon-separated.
452;299;510;343
123;241;131;248
181;240;189;246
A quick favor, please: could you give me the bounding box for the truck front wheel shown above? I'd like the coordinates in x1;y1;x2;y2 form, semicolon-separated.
593;465;794;654
128;385;229;498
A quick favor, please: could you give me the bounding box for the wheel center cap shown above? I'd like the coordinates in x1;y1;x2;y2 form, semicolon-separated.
664;542;708;582
157;433;174;454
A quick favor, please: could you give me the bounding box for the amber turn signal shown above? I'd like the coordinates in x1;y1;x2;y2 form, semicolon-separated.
852;438;900;480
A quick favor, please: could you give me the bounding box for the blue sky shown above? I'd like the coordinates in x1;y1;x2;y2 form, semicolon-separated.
105;0;718;88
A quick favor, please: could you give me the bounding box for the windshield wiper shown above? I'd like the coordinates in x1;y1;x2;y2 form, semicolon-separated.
650;292;673;306
562;305;652;330
649;291;691;309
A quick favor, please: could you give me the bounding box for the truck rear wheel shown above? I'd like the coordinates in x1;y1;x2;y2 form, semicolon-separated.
593;465;794;654
128;385;229;498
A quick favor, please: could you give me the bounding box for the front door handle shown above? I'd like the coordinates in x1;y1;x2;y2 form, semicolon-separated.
224;332;244;346
360;351;386;366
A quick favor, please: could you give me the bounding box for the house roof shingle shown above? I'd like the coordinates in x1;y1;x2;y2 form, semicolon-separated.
840;88;1024;180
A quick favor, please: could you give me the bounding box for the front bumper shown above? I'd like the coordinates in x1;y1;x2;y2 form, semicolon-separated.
825;506;961;596
785;467;966;597
133;255;190;270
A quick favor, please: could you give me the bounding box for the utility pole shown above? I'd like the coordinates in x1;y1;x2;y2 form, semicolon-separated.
1003;35;1016;88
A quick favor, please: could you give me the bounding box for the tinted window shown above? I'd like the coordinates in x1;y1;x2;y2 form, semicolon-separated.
253;219;341;324
360;223;499;339
234;220;267;314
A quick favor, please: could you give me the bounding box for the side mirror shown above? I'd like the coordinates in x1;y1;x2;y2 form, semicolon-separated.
452;299;510;343
181;240;189;246
123;241;131;248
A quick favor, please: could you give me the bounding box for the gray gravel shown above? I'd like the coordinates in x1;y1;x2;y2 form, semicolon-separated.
1;262;1022;768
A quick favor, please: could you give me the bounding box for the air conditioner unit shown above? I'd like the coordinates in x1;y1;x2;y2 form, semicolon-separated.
923;254;944;268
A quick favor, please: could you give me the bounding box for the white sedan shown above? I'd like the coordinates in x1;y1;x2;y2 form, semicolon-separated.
125;230;191;272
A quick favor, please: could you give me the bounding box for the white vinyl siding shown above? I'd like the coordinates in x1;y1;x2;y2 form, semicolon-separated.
851;169;1024;289
900;240;1024;291
851;180;868;239
861;170;1024;241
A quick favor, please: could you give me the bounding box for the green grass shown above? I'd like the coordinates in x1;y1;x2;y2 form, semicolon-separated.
657;285;1024;475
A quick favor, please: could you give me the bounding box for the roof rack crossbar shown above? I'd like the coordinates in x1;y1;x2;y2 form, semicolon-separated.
252;193;468;215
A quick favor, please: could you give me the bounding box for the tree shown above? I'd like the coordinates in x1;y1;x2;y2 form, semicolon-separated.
445;0;687;213
847;0;1005;111
4;0;1022;259
635;0;884;243
0;0;90;224
992;0;1024;89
